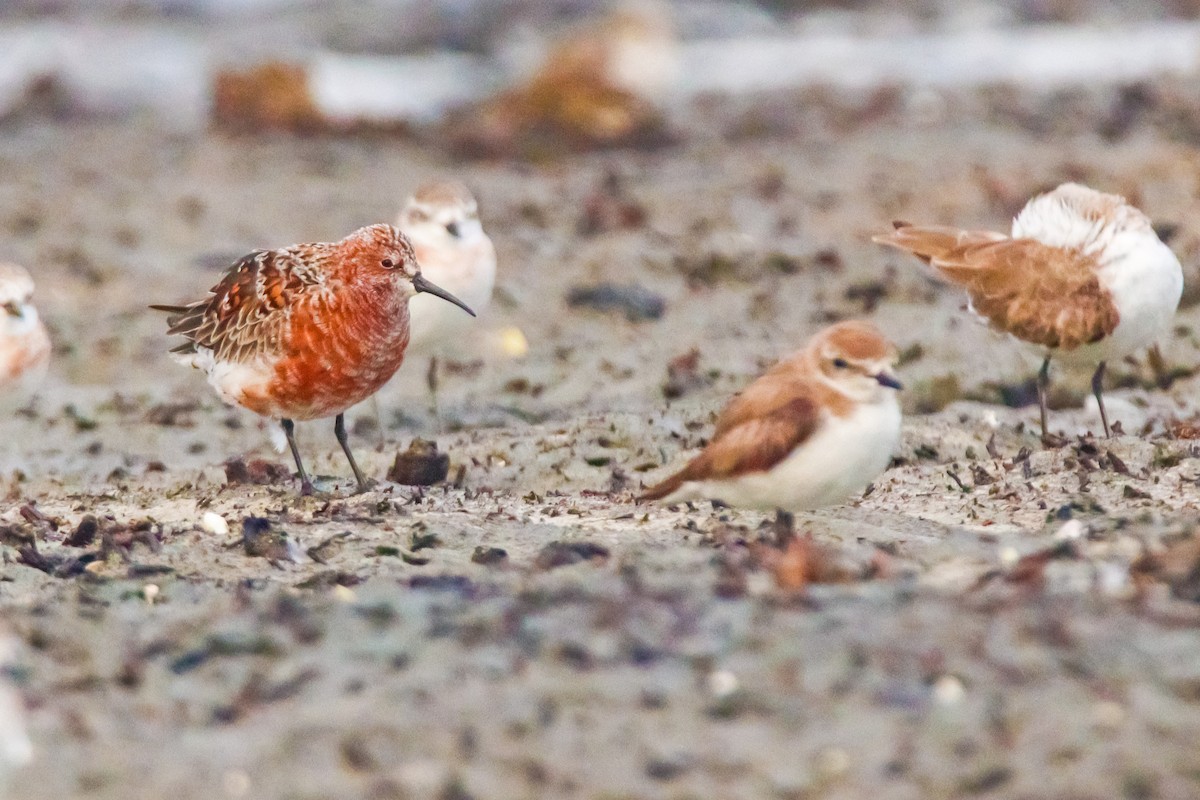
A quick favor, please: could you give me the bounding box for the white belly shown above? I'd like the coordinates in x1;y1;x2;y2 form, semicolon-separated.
672;398;902;512
175;347;273;410
1053;236;1182;366
407;286;490;354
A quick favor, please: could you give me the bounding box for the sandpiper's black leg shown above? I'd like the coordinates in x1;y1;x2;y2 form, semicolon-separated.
1091;361;1111;438
334;413;370;493
282;418;314;496
1036;357;1051;441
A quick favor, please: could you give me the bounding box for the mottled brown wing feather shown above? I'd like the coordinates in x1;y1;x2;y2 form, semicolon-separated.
874;225;1119;350
710;368;806;439
639;396;819;501
151;249;322;363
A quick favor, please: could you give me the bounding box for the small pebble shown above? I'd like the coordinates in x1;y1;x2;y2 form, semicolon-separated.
201;511;229;537
707;669;739;699
1053;519;1085;543
497;326;528;358
932;674;965;706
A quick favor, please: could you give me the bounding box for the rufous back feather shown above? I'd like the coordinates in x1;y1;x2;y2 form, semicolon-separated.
874;223;1119;350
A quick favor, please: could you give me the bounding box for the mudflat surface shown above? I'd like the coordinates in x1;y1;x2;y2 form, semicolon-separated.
5;90;1200;799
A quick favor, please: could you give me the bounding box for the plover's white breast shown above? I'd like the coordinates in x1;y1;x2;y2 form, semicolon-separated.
674;396;902;512
407;237;495;354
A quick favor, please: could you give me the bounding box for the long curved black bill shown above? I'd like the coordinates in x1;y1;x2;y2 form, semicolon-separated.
412;272;476;317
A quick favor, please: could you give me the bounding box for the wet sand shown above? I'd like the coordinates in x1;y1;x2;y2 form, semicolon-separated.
5;89;1200;798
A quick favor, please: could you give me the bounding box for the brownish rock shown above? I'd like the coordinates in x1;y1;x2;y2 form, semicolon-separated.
387;439;450;486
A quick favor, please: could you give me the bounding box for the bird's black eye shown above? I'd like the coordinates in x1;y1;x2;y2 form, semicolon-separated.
381;258;394;269
833;358;849;369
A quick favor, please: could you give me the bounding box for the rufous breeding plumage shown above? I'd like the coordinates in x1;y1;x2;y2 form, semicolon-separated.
152;224;474;495
640;321;902;513
874;182;1182;440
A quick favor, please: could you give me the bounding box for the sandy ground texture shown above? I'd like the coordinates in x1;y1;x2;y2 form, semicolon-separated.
6;85;1200;799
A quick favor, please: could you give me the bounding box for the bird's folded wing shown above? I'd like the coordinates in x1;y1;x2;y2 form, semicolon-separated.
152;250;324;363
640;396;818;500
875;225;1119;350
711;370;812;438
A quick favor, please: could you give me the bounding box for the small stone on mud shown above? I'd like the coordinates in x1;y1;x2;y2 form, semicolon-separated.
471;546;508;565
662;348;713;400
241;517;292;563
66;515;99;547
534;541;610;570
200;512;229;537
387;439;450;486
224;458;291;486
566;283;665;322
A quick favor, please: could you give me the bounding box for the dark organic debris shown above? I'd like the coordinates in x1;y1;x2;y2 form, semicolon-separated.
66;515;100;547
387;439;450;486
12;515;161;578
0;523;34;548
306;531;352;564
471;546;508;565
171;631;286;675
1169;417;1200;439
20;502;58;530
534;540;611;570
671;250;745;287
212;667;320;724
408;575;475;594
713;555;749;598
1131;534;1200;602
16;544;98;578
578;171;647;235
144;401;200;427
410;529;441;551
1146;342;1196;389
566;282;665;322
753;532;861;593
242;516;294;564
843;279;891;313
972;540;1079;592
295;570;362;590
225;458;292;486
662;347;713;400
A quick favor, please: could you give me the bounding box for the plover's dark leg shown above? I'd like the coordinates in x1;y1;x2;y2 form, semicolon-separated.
334;413;370;493
426;356;440;418
1091;361;1111;438
1036;357;1051;440
281;418;314;495
773;508;796;546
